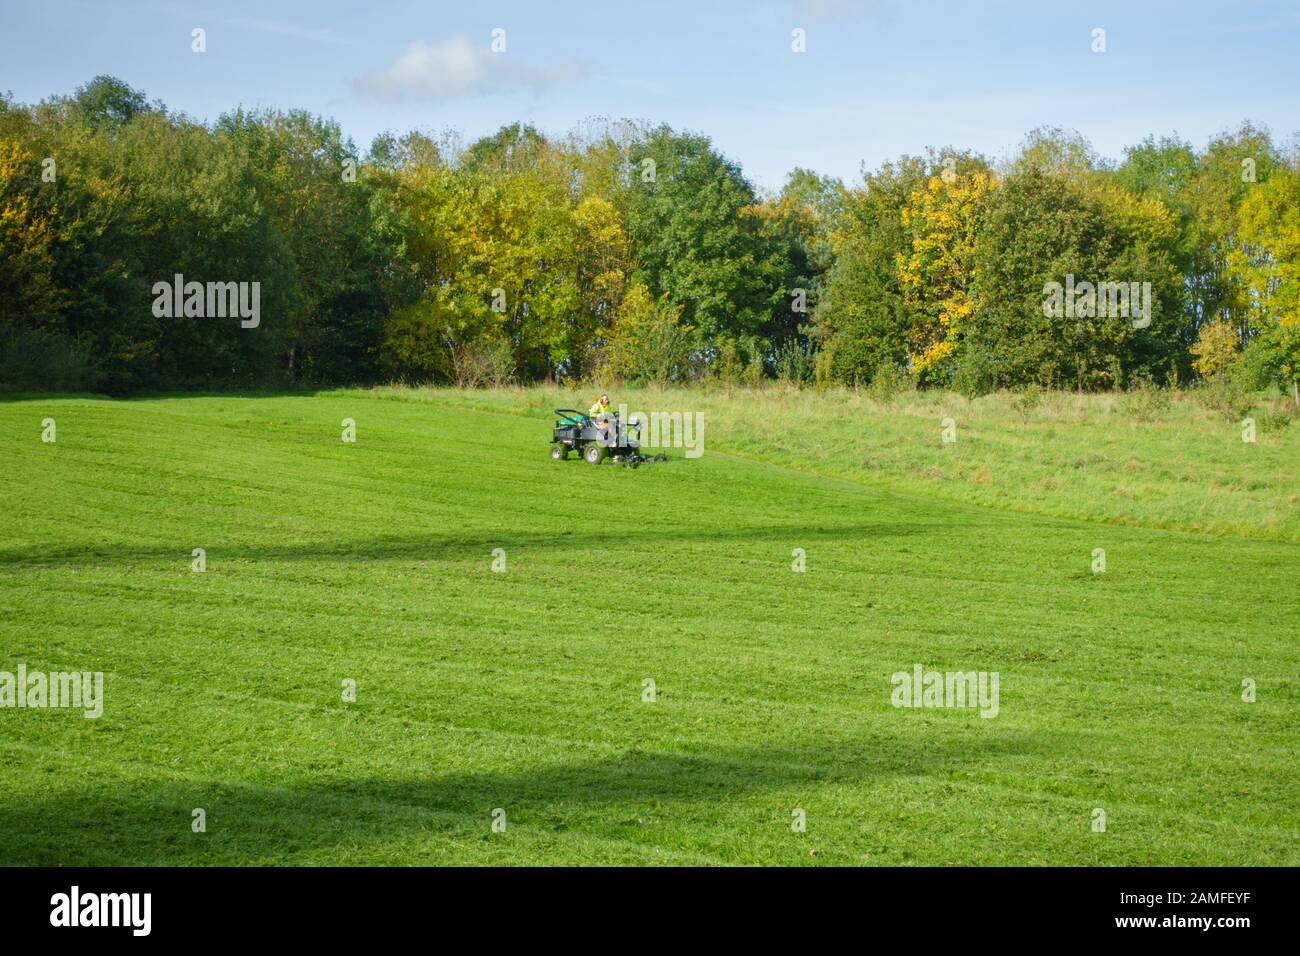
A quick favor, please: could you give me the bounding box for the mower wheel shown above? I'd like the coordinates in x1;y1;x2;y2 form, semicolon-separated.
550;443;568;461
583;443;605;465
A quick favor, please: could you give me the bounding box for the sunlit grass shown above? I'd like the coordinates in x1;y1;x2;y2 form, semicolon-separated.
0;389;1296;865
379;384;1300;541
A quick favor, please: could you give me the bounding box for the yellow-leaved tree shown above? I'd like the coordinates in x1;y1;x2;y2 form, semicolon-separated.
1190;319;1240;378
598;284;690;386
572;195;632;376
0;140;58;327
896;166;995;377
1229;167;1300;330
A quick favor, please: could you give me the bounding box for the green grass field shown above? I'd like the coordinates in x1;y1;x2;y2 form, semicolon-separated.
1;387;1297;865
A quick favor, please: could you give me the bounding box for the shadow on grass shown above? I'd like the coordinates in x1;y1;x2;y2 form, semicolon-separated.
0;521;953;568
0;388;332;404
0;732;1034;865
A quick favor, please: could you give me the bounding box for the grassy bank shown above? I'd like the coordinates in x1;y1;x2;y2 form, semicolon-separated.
0;388;1296;864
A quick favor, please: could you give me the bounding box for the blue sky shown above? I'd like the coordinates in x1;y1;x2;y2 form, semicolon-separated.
2;0;1298;191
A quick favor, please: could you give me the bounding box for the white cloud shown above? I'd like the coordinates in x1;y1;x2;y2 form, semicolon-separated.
171;6;354;46
790;0;898;23
355;36;581;101
227;15;350;45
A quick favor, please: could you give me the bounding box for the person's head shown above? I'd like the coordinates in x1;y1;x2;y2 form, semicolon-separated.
599;394;608;405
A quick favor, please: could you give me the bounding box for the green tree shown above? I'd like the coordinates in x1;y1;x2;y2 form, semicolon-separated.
810;156;926;384
969;167;1181;389
1242;320;1300;404
624;127;788;348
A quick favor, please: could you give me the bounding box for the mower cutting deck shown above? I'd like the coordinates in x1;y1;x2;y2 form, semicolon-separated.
549;408;666;467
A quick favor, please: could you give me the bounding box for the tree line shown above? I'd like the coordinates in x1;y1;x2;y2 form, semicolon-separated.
1;76;1297;398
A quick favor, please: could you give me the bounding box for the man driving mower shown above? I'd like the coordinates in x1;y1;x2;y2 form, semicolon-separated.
549;396;664;466
588;394;611;422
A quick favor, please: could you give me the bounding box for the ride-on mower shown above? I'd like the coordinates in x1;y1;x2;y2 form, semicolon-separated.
549;409;667;467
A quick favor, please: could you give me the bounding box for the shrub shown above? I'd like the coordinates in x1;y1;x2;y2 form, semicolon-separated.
774;340;816;387
446;337;515;388
1010;383;1043;423
866;363;911;404
0;328;102;392
1256;399;1297;433
813;347;835;392
602;287;694;386
1120;372;1171;422
1241;321;1300;406
951;348;996;399
633;315;694;387
1196;367;1255;421
1191;320;1240;379
713;339;742;390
